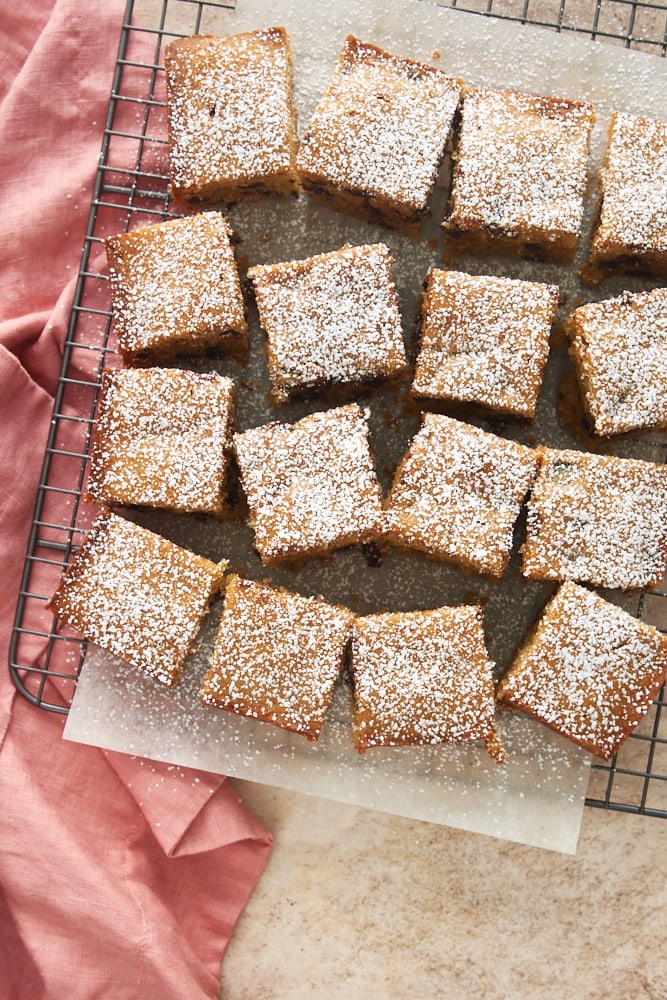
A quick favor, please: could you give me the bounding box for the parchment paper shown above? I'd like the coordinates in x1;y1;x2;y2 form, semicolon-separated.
64;0;667;854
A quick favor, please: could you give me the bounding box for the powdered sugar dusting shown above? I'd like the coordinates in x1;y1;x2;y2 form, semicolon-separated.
297;36;462;217
522;447;667;589
497;581;667;759
88;367;235;514
413;269;559;418
249;243;407;402
48;510;226;687
233;403;385;564
385;413;540;577
351;605;502;760
202;575;354;739
567;287;667;436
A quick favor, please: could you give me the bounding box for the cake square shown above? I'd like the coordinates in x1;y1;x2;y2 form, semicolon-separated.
443;87;595;262
248;243;407;404
164;28;298;203
106;212;248;364
565;287;667;436
296;36;462;234
582;112;667;283
521;446;667;590
233;403;385;566
201;575;355;740
496;581;667;760
412;269;559;419
86;367;236;516
384;413;539;577
350;604;504;761
47;509;227;687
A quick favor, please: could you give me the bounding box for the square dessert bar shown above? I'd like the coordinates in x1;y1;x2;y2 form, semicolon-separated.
565;288;667;437
582;112;667;283
47;509;227;687
87;367;236;516
248;243;407;404
106;212;247;364
233;403;385;566
443;87;595;262
384;413;539;577
296;36;462;234
201;575;355;740
412;269;559;419
164;28;298;203
521;446;667;590
496;581;667;760
350;604;504;761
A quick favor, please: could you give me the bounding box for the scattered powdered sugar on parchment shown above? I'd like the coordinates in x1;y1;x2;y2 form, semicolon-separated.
64;0;667;853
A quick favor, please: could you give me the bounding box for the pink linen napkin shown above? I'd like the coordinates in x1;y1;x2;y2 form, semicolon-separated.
0;2;272;997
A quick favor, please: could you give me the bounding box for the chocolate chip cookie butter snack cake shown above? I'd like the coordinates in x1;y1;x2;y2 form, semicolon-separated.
582;111;667;283
496;581;667;760
350;604;504;762
105;212;247;364
412;269;560;420
201;575;355;741
87;368;236;516
443;87;595;262
296;36;463;234
384;413;540;578
47;510;227;687
565;287;667;437
248;243;407;405
164;28;298;203
233;403;385;566
521;447;667;590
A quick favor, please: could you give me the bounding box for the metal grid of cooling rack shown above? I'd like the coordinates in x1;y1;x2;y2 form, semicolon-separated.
8;0;667;816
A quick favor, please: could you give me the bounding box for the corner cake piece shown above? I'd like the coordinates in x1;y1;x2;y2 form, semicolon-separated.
582;112;667;283
106;212;247;364
296;36;462;234
248;243;407;404
164;28;298;203
412;269;559;419
521;446;667;590
384;413;539;577
443;87;595;262
233;403;385;566
47;509;227;687
86;367;235;516
496;581;667;760
201;575;355;740
565;287;667;437
350;604;504;761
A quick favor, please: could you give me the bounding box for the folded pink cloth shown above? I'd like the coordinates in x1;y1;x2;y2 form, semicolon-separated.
0;3;272;996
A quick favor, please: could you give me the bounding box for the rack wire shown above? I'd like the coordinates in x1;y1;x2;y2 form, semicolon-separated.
9;0;667;816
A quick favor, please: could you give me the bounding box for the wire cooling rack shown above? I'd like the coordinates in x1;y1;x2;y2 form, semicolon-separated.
9;0;667;817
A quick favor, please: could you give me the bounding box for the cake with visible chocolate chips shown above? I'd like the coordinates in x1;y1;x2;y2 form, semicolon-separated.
350;604;504;761
248;243;407;404
384;413;539;577
233;403;385;566
443;87;595;262
201;575;354;740
582;111;667;283
164;28;298;203
412;269;559;419
296;36;462;234
87;367;236;515
47;509;227;687
496;581;667;760
105;212;247;364
521;446;667;589
565;287;667;437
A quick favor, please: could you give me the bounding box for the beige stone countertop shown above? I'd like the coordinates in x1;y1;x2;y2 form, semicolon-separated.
220;780;667;1000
